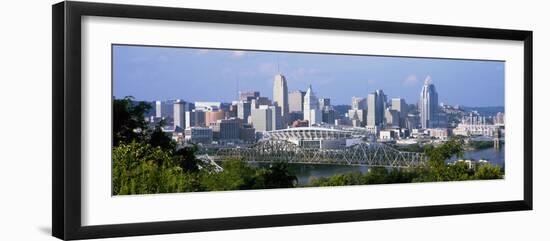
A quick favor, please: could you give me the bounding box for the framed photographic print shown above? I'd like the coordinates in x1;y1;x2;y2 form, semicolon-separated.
52;1;533;240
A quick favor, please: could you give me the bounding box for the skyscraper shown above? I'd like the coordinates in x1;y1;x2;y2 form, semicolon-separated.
322;108;336;124
269;105;283;130
288;90;306;113
385;108;400;128
318;98;331;110
351;96;367;110
251;105;273;132
391;98;407;128
155;100;162;118
419;76;439;128
303;85;322;126
173;99;186;129
185;110;206;128
367;90;386;127
348;96;367;127
212;118;242;141
273;74;289;125
155;100;176;118
237;101;251;123
376;89;387;124
367;93;377;127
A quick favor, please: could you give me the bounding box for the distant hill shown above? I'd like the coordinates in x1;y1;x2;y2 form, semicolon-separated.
462;106;504;117
333;105;351;118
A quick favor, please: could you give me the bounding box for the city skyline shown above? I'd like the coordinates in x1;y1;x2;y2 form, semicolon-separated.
113;45;505;107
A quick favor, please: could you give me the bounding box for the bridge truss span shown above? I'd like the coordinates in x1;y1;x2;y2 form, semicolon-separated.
215;141;427;168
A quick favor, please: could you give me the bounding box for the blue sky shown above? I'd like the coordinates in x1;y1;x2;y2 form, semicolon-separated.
113;45;504;107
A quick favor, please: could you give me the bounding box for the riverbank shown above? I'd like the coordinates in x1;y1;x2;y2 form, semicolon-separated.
257;145;505;185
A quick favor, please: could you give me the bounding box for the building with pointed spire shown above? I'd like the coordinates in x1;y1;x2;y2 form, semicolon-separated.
273;74;289;126
303;85;322;126
419;76;439;128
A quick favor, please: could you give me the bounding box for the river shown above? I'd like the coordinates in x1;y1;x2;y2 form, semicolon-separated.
255;145;506;186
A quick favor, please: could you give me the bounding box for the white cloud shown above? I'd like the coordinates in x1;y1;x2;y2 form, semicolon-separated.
403;74;418;86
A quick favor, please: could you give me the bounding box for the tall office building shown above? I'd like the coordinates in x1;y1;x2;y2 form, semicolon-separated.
349;96;367;127
184;127;213;144
322;108;336;124
212;118;242;141
155;101;162;118
391;98;407;127
319;98;331;110
251;105;273;132
303;85;322;126
419;76;439;128
204;110;225;126
154;100;176;118
351;96;367;110
385;108;400;127
237;101;251;123
173;99;186;129
367;93;377;127
288;90;306;113
269;105;283;130
319;97;334;124
273;74;289;125
367;90;386;127
185;110;206;128
228;103;238;118
376;89;387;123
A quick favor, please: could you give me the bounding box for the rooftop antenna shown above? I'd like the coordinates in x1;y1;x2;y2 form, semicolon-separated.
236;73;240;101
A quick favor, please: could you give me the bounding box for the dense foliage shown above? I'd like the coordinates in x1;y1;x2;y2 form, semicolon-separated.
468;141;495;150
113;96;152;145
112;144;298;195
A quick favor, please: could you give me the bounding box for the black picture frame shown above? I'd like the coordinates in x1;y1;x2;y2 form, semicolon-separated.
52;1;533;240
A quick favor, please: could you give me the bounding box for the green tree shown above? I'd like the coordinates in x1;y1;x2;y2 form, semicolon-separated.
112;141;173;195
174;145;201;173
112;141;203;195
200;159;260;191
442;161;473;181
363;167;389;184
474;164;502;180
146;119;176;152
262;162;298;188
425;137;464;170
113;96;152;145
